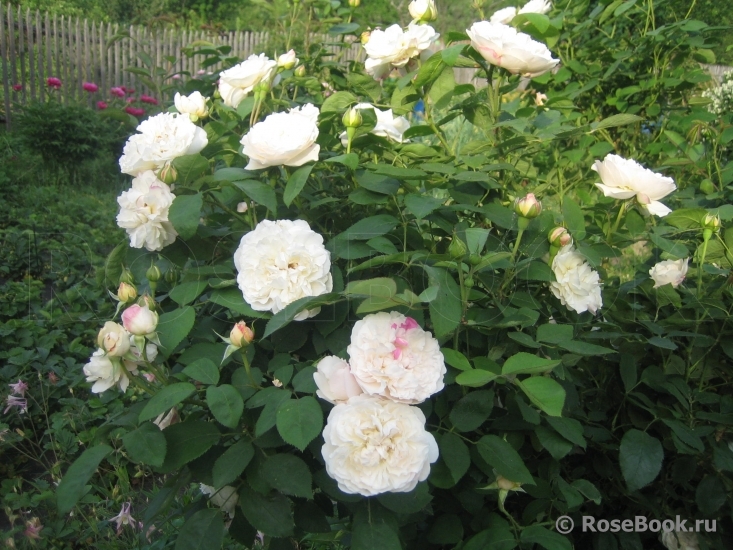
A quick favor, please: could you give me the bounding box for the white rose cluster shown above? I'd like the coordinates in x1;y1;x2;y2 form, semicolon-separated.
240;104;320;170
550;245;603;314
218;53;278;108
338;103;411;146
314;312;445;496
490;0;552;24
234;219;333;320
592;154;677;217
363;23;439;79
467;21;559;77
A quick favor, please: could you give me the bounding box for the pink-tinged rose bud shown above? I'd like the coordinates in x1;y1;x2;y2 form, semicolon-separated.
117;282;137;303
122;304;158;335
171;74;181;80
125;106;145;117
313;356;363;404
46;77;62;89
230;321;254;347
548;227;572;247
140;94;159;105
83;82;99;92
236;202;248;213
97;321;131;357
514;193;542;219
12;84;22;91
110;86;125;98
97;101;108;110
197;69;206;75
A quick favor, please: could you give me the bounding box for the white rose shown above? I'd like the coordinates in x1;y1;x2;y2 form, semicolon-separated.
550;245;603;314
409;0;437;22
121;304;159;335
174;91;209;120
199;484;238;518
116;171;178;252
119;113;208;176
234;219;333;320
363;23;439;79
592;154;677;217
322;395;439;496
467;21;559;77
97;322;130;357
347;312;445;404
490;7;518;24
649;258;689;289
240;104;320;170
277;49;298;70
661;531;699;550
314;356;363;404
83;349;130;393
218;53;278;108
339;103;411;146
519;0;553;15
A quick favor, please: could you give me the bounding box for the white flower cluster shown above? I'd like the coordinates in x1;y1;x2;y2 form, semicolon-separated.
363;23;439;79
490;0;552;24
315;312;445;496
83;307;159;393
703;70;733;116
234;219;333;320
550;245;603;314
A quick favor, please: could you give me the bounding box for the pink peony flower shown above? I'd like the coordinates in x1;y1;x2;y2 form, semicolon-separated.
12;83;22;91
46;77;62;89
97;101;108;110
125;106;145;117
140;94;158;105
126;96;137;103
127;88;136;94
110;86;125;98
83;82;99;92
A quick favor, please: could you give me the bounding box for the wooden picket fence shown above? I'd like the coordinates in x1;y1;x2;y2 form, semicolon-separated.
0;3;368;127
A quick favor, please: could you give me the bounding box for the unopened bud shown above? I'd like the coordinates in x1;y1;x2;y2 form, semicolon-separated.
448;235;468;260
230;321;255;347
548;227;572;248
348;0;361;6
117;282;138;303
294;65;306;77
409;0;438;23
157;162;177;185
702;212;721;232
514;193;542;219
277;49;298;70
146;264;162;283
496;475;522;491
254;81;271;96
342;107;363;128
119;268;135;285
237;202;249;213
360;30;372;45
137;294;157;310
165;267;179;285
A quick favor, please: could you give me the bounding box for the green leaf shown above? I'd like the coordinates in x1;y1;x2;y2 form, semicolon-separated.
352;505;401;550
562;197;586;241
404;194;444;219
169;280;208;306
664;208;707;230
321;91;357;113
182;357;220;385
441;348;471;371
377;482;431;513
232;180;277;213
428;514;464;545
502;352;560;376
325;153;359;170
696;476;727;514
169;193;203;240
172;154;209;186
207;385;244;428
175;509;224;550
213;440;254;488
239;486;294;538
57;445;113;514
209;288;270;318
546;417;587;448
557;340;616;355
591;114;643;131
535;426;573;460
662;419;704;453
283;164;314;207
439;433;471;483
414;52;446;88
262;293;342;338
619;429;664;492
276;396;323;451
423;266;462;338
157;306;196;357
455;369;499;387
104;242;128;288
261;454;313;499
477;435;534;485
571;479;602;504
122;422;167;467
159;421;220;472
520;525;572;550
344;277;397;299
139;382;196;422
536;324;573;344
343;215;400;240
450;390;493;432
516;377;566;417
464;527;517;550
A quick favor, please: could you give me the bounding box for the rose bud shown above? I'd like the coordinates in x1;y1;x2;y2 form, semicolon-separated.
146;264;162;283
277;49;298;71
448;234;468;260
117;282;138;303
230;321;254;348
548;227;572;248
157;162;177;184
313;356;363;404
97;322;131;357
348;0;361;6
701;212;721;242
514;193;542;219
409;0;438;23
119;268;135;285
360;30;372;45
165;267;179;285
137;294;157;310
294;65;306;77
122;304;159;335
342;107;363;129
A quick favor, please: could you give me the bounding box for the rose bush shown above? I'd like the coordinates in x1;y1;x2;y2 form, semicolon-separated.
43;1;733;549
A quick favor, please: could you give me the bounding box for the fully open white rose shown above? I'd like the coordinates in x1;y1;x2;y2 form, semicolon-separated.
97;322;130;357
363;23;439;79
119;113;208;176
550;245;603;314
519;0;552;15
84;349;130;393
490;7;518;24
467;21;559;77
649;258;689;288
314;356;363;404
240;104;320;170
347;312;445;404
174;91;208;120
234;219;333;320
218;53;278;108
199;484;238;518
592;154;676;217
116;171;178;252
322;395;438;496
339;103;411;146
